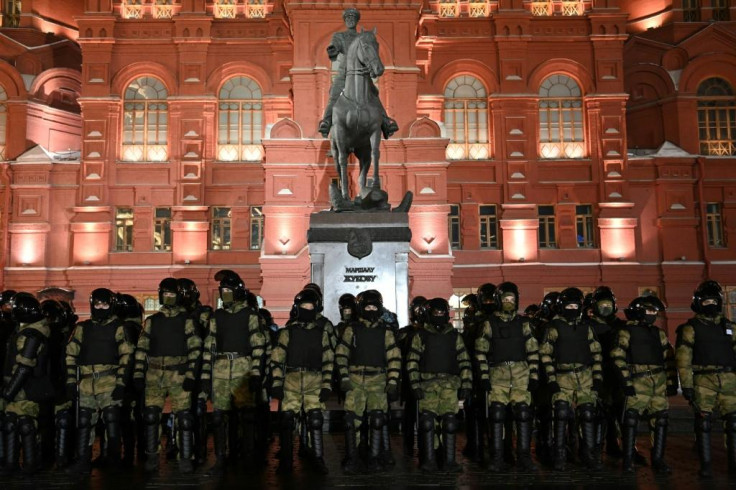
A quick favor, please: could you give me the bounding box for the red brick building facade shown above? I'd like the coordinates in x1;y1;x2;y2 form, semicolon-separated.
0;0;735;333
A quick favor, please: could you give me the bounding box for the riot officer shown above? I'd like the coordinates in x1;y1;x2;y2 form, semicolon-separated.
133;278;202;474
0;293;51;475
115;293;144;467
201;271;265;474
676;280;736;477
64;289;133;474
540;288;603;471
612;296;677;473
269;289;333;474
407;298;472;472
336;290;401;473
337;294;357;340
475;282;539;472
397;296;426;454
586;286;626;461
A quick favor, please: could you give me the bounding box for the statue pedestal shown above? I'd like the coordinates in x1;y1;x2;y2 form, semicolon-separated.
308;211;412;327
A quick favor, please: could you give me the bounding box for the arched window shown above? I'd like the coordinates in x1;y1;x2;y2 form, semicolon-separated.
697;77;736;156
0;86;6;160
538;74;585;159
122;76;168;162
217;76;264;162
444;75;489;160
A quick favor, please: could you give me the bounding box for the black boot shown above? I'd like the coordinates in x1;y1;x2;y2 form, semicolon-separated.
488;403;507;473
462;397;476;458
367;410;385;472
380;422;395;467
276;411;295;474
342;412;360;474
504;406;515;466
402;397;416;454
535;407;552;466
142;406;161;473
193;398;208;466
621;409;639;473
475;402;486;465
726;412;736;475
240;408;257;470
176;411;194;474
418;411;437;472
18;416;38;475
0;414;18;476
121;406;136;468
696;411;713;478
553;401;569;472
206;410;226;476
55;409;72;469
650;411;671;474
605;405;623;457
442;414;461;473
66;409;92;475
515;403;537;471
306;409;328;475
227;409;240;462
103;406;122;469
578;404;603;470
298;410;309;459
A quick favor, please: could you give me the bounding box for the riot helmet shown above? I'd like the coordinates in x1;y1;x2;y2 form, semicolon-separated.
539;291;560;321
556;288;584;323
90;288;117;321
339;293;357;322
216;270;247;306
625;296;665;324
410;296;428;324
358;289;383;323
116;293;143;321
293;288;322;323
424;297;451;327
177;278;200;310
11;292;43;324
592;286;617;319
494;282;519;314
691;280;723;317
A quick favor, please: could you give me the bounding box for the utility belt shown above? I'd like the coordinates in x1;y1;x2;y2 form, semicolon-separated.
694;366;735;376
349;367;386;376
147;361;188;371
79;368;117;380
285;366;321;373
490;360;525;368
556;365;590;374
631;367;664;378
215;352;250;361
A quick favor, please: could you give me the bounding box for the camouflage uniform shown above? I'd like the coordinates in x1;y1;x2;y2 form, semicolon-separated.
475;309;539;471
1;315;51;474
65;316;133;471
407;317;471;472
676;313;736;476
336;317;401;472
134;304;201;472
540;313;603;471
270;317;333;473
201;301;265;466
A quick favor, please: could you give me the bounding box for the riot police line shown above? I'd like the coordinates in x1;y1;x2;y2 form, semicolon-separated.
0;274;734;478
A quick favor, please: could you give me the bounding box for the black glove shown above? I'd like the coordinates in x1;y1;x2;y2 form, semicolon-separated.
682;387;695;402
548;381;561;394
340;379;353;393
592;379;603;393
111;385;126;401
249;376;262;393
319;388;331;403
133;378;145;394
527;378;539;393
182;377;197;393
623;385;636;397
480;379;492;392
65;383;77;402
457;388;472;401
666;385;678;397
412;388;425;400
386;384;399;402
271;386;284;400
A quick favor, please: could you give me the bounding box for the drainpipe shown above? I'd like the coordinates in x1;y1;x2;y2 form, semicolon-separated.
0;163;11;285
696;156;712;279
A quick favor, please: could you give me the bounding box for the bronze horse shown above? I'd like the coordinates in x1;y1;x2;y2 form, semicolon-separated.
329;28;385;210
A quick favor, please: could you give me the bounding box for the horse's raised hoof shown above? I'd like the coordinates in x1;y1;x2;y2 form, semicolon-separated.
392;191;413;213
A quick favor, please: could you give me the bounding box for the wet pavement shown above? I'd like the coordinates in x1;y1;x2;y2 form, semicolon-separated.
1;406;735;490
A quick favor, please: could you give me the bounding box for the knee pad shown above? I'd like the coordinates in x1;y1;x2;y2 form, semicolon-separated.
442;413;458;434
369;410;386;430
211;409;224;427
514;403;532;422
696;412;713;433
143;406;161;426
280;410;296;430
78;408;94;429
176;411;194;431
308;409;324;430
653;411;669;428
623;409;639;428
419;411;436;432
55;409;72;429
103;406;121;425
18;416;35;436
490;403;506;423
4;413;17;432
577;403;596;423
553;401;570;421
